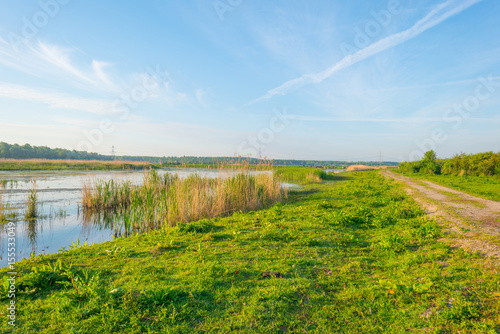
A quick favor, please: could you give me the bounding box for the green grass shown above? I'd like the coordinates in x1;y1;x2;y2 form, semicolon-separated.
394;171;500;202
274;166;335;184
2;171;500;333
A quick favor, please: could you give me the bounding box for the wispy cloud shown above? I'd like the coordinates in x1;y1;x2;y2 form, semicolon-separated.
0;83;115;115
345;76;500;95
0;39;205;113
1;40;122;94
289;114;500;123
250;0;484;104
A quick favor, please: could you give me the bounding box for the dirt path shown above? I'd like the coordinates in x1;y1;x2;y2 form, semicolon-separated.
381;170;500;261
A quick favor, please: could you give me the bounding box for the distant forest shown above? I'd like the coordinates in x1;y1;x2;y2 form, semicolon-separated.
0;142;398;167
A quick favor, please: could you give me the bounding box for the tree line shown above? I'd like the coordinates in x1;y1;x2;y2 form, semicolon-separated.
0;142;399;167
398;150;500;176
0;142;108;160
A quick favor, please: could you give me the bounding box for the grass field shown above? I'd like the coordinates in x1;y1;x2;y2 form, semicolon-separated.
0;159;155;171
1;171;499;333
393;171;500;202
273;166;335;184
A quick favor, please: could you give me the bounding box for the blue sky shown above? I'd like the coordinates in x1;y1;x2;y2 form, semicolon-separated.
0;0;499;161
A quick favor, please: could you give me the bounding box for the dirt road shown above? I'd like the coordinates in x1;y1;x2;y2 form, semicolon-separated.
382;170;500;261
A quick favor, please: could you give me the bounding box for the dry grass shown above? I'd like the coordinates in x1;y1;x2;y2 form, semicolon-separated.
0;159;154;170
82;169;286;234
346;165;387;172
0;158;150;165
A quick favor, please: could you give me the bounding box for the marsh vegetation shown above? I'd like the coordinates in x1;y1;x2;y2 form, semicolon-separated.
81;169;286;235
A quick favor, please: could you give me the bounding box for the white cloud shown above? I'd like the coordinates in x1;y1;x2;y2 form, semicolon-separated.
251;0;485;103
0;83;115;115
161;82;188;107
288;114;500;123
0;40;121;94
0;39;201;115
195;88;207;107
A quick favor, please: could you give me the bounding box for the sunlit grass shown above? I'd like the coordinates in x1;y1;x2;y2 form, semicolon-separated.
395;172;500;202
273;166;335;184
4;171;500;333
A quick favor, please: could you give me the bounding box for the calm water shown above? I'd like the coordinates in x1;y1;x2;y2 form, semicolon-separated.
0;168;274;267
325;169;345;173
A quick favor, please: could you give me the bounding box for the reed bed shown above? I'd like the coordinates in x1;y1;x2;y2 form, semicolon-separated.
0;187;5;222
25;179;38;219
82;170;286;234
0;183;16;222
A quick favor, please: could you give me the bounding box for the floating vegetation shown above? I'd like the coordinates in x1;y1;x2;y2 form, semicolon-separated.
82;170;286;235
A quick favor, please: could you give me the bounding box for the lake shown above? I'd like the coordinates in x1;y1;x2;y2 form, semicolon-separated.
0;168;282;267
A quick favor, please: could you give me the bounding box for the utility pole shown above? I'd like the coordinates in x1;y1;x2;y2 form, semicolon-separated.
111;146;115;159
379;151;382;167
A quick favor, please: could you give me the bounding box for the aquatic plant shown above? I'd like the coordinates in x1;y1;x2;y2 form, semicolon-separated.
0;189;5;222
82;169;286;234
25;179;38;219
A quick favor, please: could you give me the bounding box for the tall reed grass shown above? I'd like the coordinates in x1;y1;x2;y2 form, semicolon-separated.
25;179;38;219
82;170;286;234
0;187;5;222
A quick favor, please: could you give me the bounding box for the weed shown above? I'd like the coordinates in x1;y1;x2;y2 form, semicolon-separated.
378;234;408;253
414;219;441;240
20;259;70;293
178;219;215;234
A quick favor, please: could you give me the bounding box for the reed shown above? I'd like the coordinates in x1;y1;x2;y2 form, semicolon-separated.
25;179;38;219
0;187;5;222
0;183;15;222
82;169;286;234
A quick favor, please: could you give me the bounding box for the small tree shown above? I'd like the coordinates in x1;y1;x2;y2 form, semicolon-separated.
423;150;437;162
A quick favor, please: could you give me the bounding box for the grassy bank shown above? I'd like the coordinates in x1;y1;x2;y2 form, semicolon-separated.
274;166;335;184
394;171;500;202
2;171;500;333
0;159;155;171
